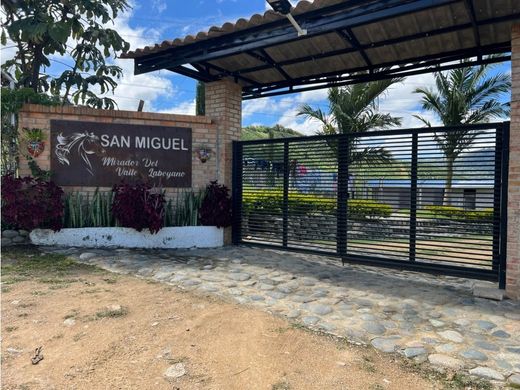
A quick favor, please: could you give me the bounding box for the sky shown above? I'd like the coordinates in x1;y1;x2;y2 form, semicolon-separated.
1;0;512;136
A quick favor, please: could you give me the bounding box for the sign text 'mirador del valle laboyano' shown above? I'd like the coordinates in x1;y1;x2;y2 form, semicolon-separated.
50;120;192;187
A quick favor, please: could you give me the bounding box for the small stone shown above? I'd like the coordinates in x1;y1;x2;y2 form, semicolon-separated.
505;312;520;320
438;330;464;343
266;291;286;299
336;361;346;367
475;320;497;331
435;343;456;353
429;319;445;328
79;252;97;260
472;285;504;301
318;322;336;332
228;273;251;281
151;322;159;327
286;309;300;319
258;283;275;291
11;300;20;305
228;288;243;296
428;354;464;370
106;304;122;313
459;349;487;361
164;363;186;380
311;304;333;316
509;374;520;386
404;347;428;358
474;341;499;351
63;318;76;327
2;238;12;245
292;295;315;303
18;230;29;237
363;322;386;335
6;347;23;355
302;316;320;326
468;367;504;381
495;359;512;370
491;330;510;339
2;230;18;238
371;336;401;353
250;295;265;301
12;236;25;243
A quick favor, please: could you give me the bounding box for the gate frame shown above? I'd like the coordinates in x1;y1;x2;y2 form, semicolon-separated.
232;122;510;285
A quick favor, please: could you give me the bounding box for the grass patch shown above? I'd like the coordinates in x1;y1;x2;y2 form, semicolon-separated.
272;381;290;390
95;306;128;319
1;246;100;284
1;286;11;293
5;326;18;332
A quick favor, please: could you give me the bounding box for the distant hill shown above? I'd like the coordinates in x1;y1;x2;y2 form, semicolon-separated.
242;125;304;141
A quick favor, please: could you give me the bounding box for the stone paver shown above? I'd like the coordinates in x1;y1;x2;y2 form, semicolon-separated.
44;245;520;385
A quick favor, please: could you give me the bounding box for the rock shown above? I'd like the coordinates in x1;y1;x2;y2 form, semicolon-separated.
6;347;23;355
106;304;122;313
318;322;336;332
266;291;286;299
363;322;386;335
311;304;333;316
286;309;300;319
505;312;520;320
475;320;497;331
473;341;499;351
302;316;320;326
491;330;510;339
371;336;401;353
164;363;186;380
250;295;265;301
258;283;275;291
63;318;76;327
429;319;445;328
18;230;29;237
435;344;456;353
228;273;251;281
459;349;487;361
468;367;504;381
228;288;243;296
2;230;18;238
151;322;159;327
404;347;428;358
11;300;20;305
472;285;505;301
12;236;25;243
183;279;201;286
509;374;520;386
428;354;464;370
79;252;97;260
292;295;316;303
2;238;12;246
438;330;464;343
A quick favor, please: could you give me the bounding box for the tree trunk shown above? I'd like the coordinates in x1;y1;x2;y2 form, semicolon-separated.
443;155;455;206
30;45;43;92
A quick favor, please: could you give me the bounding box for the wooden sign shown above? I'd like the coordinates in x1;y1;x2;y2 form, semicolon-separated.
50;120;192;187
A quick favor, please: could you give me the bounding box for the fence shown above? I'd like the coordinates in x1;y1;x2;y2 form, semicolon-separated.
232;123;509;286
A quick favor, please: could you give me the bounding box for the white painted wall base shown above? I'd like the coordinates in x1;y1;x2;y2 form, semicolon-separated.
30;227;224;249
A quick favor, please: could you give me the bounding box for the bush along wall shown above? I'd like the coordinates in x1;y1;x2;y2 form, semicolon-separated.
1;175;233;240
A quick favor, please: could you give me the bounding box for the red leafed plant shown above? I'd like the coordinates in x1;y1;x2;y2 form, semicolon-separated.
199;181;232;228
1;174;64;231
112;181;165;234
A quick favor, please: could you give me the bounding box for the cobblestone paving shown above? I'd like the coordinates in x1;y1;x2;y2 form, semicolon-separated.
42;245;520;386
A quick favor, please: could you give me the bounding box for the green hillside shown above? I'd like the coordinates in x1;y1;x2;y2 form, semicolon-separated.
241;125;304;140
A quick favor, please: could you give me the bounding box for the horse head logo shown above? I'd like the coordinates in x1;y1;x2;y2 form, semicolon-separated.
55;132;105;175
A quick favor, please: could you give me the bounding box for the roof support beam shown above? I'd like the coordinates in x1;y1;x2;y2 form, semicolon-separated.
336;28;373;72
166;65;218;82
464;0;482;59
243;48;510;99
246;49;293;80
134;0;457;74
199;61;260;86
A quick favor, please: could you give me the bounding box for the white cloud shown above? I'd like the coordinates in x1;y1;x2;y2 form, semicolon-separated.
159;99;196;115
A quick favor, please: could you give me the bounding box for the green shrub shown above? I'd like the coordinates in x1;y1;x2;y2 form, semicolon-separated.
242;189;391;220
423;205;493;222
63;189;114;228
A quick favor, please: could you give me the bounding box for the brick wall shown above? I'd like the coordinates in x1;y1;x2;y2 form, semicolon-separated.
18;79;243;244
508;24;520;299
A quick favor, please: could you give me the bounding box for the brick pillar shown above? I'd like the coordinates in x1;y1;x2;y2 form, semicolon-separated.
205;79;242;244
507;24;520;299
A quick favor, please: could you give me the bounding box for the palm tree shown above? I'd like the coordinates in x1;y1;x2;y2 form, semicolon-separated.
297;79;403;166
414;62;510;205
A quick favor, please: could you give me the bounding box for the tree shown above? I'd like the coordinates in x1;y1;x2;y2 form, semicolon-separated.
1;0;130;109
297;79;403;166
195;81;205;115
414;62;510;204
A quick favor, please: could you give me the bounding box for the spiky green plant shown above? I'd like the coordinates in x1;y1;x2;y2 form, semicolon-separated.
63;189;115;228
165;189;206;227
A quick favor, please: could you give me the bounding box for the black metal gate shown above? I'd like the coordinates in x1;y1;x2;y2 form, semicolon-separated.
232;123;509;287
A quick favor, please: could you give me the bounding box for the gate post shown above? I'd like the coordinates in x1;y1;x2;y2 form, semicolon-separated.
205;80;242;245
337;136;348;259
507;25;520;298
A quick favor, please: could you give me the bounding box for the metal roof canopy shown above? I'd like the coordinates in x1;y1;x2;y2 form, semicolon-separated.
123;0;520;100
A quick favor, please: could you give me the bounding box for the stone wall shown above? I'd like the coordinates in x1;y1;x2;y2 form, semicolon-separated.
1;229;30;246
